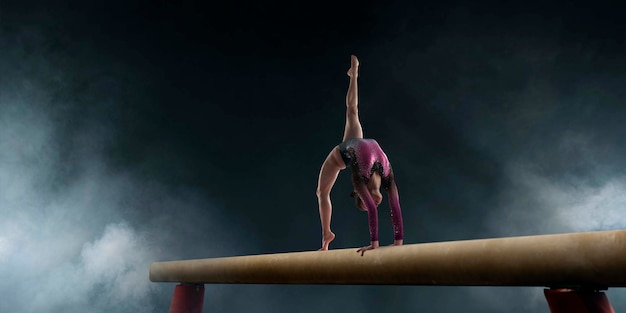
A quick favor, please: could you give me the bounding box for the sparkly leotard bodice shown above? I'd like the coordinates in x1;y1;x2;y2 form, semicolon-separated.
337;138;403;242
338;138;392;179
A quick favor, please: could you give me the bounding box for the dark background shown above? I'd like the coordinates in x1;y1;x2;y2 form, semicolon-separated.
1;1;626;312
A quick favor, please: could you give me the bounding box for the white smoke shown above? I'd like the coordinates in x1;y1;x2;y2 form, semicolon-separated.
0;98;150;312
489;138;626;237
25;223;157;313
0;59;249;312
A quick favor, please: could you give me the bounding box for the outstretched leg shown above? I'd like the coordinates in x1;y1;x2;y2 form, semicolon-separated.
342;55;363;142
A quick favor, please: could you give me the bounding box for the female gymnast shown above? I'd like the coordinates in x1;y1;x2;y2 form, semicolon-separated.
316;55;404;256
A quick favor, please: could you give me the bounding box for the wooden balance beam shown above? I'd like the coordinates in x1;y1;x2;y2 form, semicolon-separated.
150;229;626;287
151;229;624;313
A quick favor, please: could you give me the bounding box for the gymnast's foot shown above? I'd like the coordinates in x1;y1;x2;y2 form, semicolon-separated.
347;55;359;78
318;230;336;251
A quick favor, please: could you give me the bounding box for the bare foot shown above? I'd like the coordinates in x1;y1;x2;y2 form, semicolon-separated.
318;231;336;251
347;55;359;78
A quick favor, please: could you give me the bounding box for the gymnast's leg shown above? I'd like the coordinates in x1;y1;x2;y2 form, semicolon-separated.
316;147;346;250
342;55;364;142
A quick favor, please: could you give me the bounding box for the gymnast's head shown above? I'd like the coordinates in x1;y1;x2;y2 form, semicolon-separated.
350;191;382;211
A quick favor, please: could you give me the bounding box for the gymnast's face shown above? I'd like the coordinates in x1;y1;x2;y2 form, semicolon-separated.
352;191;382;211
356;195;367;211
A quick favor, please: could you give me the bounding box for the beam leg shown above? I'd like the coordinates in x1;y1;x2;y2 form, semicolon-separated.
544;288;615;313
168;283;205;313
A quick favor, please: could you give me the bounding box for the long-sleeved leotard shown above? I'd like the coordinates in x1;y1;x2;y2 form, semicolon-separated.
338;138;404;242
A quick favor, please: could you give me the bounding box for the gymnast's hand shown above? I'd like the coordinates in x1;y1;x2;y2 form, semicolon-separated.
389;239;403;246
356;240;379;256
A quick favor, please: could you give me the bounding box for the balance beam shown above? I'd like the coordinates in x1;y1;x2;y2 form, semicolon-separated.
150;229;626;287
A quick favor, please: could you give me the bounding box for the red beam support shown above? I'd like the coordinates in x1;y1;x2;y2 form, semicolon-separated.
168;283;205;313
544;288;615;313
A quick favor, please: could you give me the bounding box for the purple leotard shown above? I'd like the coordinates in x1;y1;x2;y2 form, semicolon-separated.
338;138;404;242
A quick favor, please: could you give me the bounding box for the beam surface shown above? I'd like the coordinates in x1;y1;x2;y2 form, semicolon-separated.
150;229;626;287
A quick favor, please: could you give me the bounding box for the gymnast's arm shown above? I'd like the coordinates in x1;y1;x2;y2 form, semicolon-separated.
386;171;404;245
